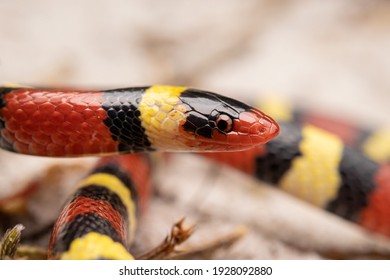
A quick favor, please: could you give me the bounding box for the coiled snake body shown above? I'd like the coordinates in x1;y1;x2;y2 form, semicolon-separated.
205;100;390;238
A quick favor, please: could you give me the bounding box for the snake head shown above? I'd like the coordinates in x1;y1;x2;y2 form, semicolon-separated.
140;86;279;152
178;89;279;151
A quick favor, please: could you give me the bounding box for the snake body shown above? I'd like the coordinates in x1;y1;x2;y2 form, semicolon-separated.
205;101;390;237
48;154;150;260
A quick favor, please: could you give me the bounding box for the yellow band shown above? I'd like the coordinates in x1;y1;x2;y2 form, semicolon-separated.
61;232;134;260
362;129;390;163
279;125;343;207
257;97;293;122
139;85;189;150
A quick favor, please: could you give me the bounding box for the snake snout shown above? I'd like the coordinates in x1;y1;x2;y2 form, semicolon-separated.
238;109;280;144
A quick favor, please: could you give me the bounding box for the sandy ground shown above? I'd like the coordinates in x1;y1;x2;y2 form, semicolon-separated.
1;0;390;259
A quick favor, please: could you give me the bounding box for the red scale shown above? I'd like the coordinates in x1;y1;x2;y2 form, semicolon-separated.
1;89;118;156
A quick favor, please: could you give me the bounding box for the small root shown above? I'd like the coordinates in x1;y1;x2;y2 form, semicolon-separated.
136;218;194;260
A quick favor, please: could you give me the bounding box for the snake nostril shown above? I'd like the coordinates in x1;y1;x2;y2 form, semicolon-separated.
249;123;261;135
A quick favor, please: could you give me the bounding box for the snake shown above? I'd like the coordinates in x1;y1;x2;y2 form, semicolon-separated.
0;85;279;259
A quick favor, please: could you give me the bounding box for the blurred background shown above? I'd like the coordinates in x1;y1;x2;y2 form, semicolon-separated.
1;0;390;259
1;0;390;124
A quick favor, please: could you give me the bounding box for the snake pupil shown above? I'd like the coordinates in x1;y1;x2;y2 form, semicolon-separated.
216;114;233;133
217;119;228;131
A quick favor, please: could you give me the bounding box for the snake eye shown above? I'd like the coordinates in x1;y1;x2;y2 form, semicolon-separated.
216;114;233;133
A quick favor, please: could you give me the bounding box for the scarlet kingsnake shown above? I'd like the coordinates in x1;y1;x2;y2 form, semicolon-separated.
0;85;278;259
